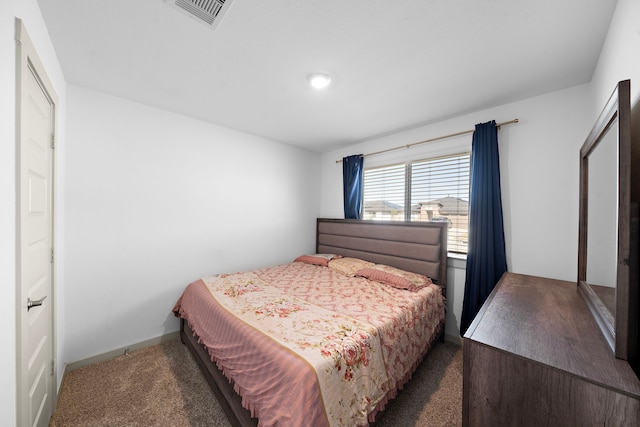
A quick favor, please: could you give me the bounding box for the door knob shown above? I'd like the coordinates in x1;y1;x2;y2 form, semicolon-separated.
27;296;47;311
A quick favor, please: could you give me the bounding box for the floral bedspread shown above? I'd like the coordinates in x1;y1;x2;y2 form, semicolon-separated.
202;271;389;426
255;262;445;398
179;262;445;427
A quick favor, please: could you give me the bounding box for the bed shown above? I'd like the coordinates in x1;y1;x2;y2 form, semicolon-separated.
173;218;448;426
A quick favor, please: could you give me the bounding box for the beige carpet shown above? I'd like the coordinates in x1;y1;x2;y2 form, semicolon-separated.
50;338;462;426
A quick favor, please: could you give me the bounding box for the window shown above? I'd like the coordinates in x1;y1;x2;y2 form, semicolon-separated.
362;163;406;221
363;153;471;254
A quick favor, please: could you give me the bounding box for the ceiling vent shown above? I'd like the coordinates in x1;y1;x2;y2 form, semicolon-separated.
165;0;233;29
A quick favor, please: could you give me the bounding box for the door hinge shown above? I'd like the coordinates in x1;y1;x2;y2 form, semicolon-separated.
51;359;55;376
50;134;55;149
50;248;54;264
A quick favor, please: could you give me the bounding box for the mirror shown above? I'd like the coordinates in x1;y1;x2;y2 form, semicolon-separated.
578;80;636;360
585;119;618;316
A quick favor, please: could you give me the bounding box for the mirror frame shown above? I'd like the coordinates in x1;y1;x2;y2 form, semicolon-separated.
578;79;632;359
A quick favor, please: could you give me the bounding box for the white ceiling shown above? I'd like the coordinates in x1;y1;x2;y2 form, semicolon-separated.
37;0;617;153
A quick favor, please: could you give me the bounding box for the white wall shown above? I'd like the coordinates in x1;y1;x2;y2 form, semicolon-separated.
589;0;640;201
64;85;321;363
590;0;640;114
320;0;640;338
320;85;593;338
0;1;67;424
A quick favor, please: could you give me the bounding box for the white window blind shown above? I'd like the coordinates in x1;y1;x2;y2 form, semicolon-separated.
362;163;406;221
362;153;470;254
411;153;470;253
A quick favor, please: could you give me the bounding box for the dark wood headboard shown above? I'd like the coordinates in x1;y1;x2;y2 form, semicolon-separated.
316;218;448;289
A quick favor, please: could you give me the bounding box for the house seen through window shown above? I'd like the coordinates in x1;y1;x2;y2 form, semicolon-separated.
362;153;471;254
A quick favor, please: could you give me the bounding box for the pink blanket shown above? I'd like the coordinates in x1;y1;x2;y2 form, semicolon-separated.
173;262;445;426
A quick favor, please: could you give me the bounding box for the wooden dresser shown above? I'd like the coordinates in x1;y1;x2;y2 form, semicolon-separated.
463;272;640;426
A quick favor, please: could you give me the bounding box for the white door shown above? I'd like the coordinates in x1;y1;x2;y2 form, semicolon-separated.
16;20;57;427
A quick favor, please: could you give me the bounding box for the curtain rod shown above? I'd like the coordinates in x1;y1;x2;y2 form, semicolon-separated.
335;118;519;163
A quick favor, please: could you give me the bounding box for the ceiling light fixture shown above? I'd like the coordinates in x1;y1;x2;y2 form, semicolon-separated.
308;73;332;90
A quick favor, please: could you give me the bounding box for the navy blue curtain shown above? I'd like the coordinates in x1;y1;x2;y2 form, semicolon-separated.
460;120;507;335
343;155;364;219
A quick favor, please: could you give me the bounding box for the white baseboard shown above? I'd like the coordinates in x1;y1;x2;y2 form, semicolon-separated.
63;331;180;374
